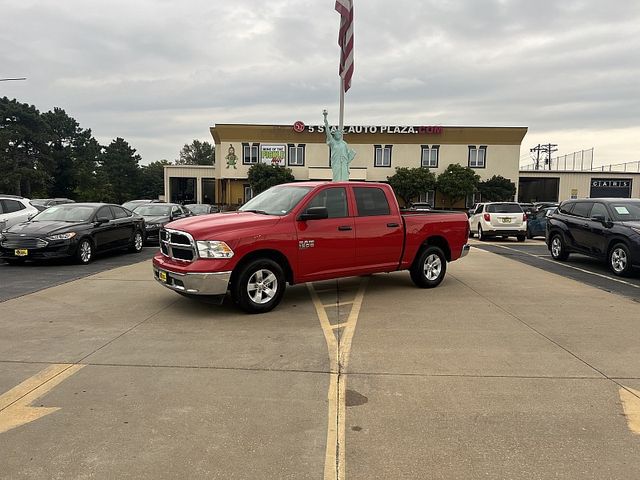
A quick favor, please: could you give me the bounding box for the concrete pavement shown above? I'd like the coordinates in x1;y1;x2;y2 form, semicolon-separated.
1;246;640;479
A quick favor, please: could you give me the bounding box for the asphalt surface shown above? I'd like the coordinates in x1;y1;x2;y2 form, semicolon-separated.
1;248;640;479
471;238;640;303
0;247;157;302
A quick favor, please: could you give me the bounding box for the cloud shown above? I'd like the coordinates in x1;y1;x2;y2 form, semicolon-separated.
1;0;638;165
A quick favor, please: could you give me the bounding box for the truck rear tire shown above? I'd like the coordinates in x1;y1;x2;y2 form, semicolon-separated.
410;246;447;288
232;258;286;314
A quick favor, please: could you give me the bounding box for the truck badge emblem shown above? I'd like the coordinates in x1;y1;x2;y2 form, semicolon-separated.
299;240;315;249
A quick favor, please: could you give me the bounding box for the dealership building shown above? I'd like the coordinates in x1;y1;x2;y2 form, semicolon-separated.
164;122;528;208
163;122;640;207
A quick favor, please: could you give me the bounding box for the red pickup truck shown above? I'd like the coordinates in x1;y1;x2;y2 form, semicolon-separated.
152;182;470;313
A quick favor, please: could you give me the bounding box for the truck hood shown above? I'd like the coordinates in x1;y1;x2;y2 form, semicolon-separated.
166;212;281;241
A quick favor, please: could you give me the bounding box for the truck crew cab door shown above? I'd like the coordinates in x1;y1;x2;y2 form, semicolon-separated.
352;186;404;272
295;186;356;281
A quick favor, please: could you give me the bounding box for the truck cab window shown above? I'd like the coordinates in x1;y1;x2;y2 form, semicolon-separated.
354;187;390;216
306;188;348;218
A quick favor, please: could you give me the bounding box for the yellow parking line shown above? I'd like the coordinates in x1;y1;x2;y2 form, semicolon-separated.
308;277;369;480
620;387;640;435
0;363;85;434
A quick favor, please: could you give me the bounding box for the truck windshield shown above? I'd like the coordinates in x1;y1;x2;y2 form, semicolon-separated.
239;186;312;216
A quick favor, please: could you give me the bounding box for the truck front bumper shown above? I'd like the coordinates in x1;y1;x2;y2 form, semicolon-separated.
153;265;232;296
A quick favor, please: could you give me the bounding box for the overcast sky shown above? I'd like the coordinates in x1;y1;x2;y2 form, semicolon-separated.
2;0;639;167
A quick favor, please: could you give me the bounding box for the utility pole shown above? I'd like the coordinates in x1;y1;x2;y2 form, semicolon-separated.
530;144;543;170
0;77;27;82
542;143;558;170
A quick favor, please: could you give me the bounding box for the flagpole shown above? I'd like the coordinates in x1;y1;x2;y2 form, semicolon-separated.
339;77;345;132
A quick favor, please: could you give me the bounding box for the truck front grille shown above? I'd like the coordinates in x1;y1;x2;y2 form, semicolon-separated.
160;229;196;262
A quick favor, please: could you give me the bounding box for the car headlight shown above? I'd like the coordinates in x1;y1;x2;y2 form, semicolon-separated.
146;224;159;229
631;226;640;235
47;232;77;241
196;240;234;259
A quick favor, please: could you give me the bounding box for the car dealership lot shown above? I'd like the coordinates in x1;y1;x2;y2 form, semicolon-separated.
1;248;640;479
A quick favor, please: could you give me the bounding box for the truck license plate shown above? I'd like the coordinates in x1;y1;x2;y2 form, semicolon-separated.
158;270;167;282
14;249;28;257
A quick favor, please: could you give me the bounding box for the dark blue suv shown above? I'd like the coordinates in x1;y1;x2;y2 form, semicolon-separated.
546;198;640;276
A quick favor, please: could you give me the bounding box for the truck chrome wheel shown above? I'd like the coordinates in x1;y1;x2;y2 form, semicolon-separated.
246;269;278;304
423;254;442;281
233;258;286;314
410;246;447;288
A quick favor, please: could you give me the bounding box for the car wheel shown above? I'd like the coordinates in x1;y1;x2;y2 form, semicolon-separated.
609;243;632;276
517;235;526;242
549;233;569;261
410;246;447;288
477;225;486;241
232;258;286;314
75;238;93;264
129;230;144;253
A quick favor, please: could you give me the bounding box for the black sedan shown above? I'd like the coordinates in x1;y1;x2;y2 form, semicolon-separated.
0;203;145;265
133;203;191;243
547;198;640;276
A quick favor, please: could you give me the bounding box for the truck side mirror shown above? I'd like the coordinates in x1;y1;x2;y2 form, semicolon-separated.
298;206;329;221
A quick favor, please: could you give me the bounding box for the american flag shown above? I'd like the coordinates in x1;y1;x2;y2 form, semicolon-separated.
335;0;354;92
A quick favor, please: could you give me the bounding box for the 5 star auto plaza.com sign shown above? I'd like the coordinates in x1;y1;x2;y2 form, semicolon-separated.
292;121;443;135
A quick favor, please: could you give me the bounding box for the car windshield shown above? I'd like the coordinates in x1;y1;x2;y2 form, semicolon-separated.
30;199;48;206
32;205;95;222
487;203;523;213
186;205;210;214
239;186;312;216
123;201;149;210
135;205;172;216
609;201;640;221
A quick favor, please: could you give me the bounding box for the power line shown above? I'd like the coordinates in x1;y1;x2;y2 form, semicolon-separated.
0;77;27;82
529;143;558;170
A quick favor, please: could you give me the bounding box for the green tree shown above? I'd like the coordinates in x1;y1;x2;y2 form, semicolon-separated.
72;129;102;201
0;97;50;196
176;139;214;165
387;167;436;206
98;138;142;203
247;163;295;195
436;164;480;207
478;175;516;202
139;160;171;199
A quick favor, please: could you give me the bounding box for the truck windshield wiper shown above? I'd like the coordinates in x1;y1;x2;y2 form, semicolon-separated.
242;209;270;215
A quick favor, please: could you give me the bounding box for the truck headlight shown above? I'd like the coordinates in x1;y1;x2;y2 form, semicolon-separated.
196;240;234;259
47;232;76;241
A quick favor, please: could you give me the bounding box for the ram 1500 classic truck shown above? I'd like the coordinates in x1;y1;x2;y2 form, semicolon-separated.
152;182;470;313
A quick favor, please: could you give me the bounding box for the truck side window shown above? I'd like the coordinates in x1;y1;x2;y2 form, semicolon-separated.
306;187;348;218
354;187;390;217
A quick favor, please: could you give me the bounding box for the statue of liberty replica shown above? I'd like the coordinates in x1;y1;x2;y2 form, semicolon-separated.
323;109;356;181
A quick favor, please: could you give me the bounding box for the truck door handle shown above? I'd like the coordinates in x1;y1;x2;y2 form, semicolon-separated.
387;223;399;228
338;225;352;231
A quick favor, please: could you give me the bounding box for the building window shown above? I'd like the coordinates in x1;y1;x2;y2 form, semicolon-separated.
242;142;259;165
421;145;439;168
374;144;393;167
243;185;253;203
288;143;305;166
468;145;487;168
418;190;435;205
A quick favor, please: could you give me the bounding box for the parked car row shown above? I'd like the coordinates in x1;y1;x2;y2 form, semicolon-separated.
0;196;222;265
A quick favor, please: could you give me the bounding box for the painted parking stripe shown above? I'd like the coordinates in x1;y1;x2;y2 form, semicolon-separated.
483;244;640;290
0;364;85;434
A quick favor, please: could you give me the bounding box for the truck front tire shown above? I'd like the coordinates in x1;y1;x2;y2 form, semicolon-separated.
232;258;286;314
410;246;447;288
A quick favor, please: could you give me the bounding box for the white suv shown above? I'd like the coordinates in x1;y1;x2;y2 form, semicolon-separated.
0;195;40;231
469;202;527;242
